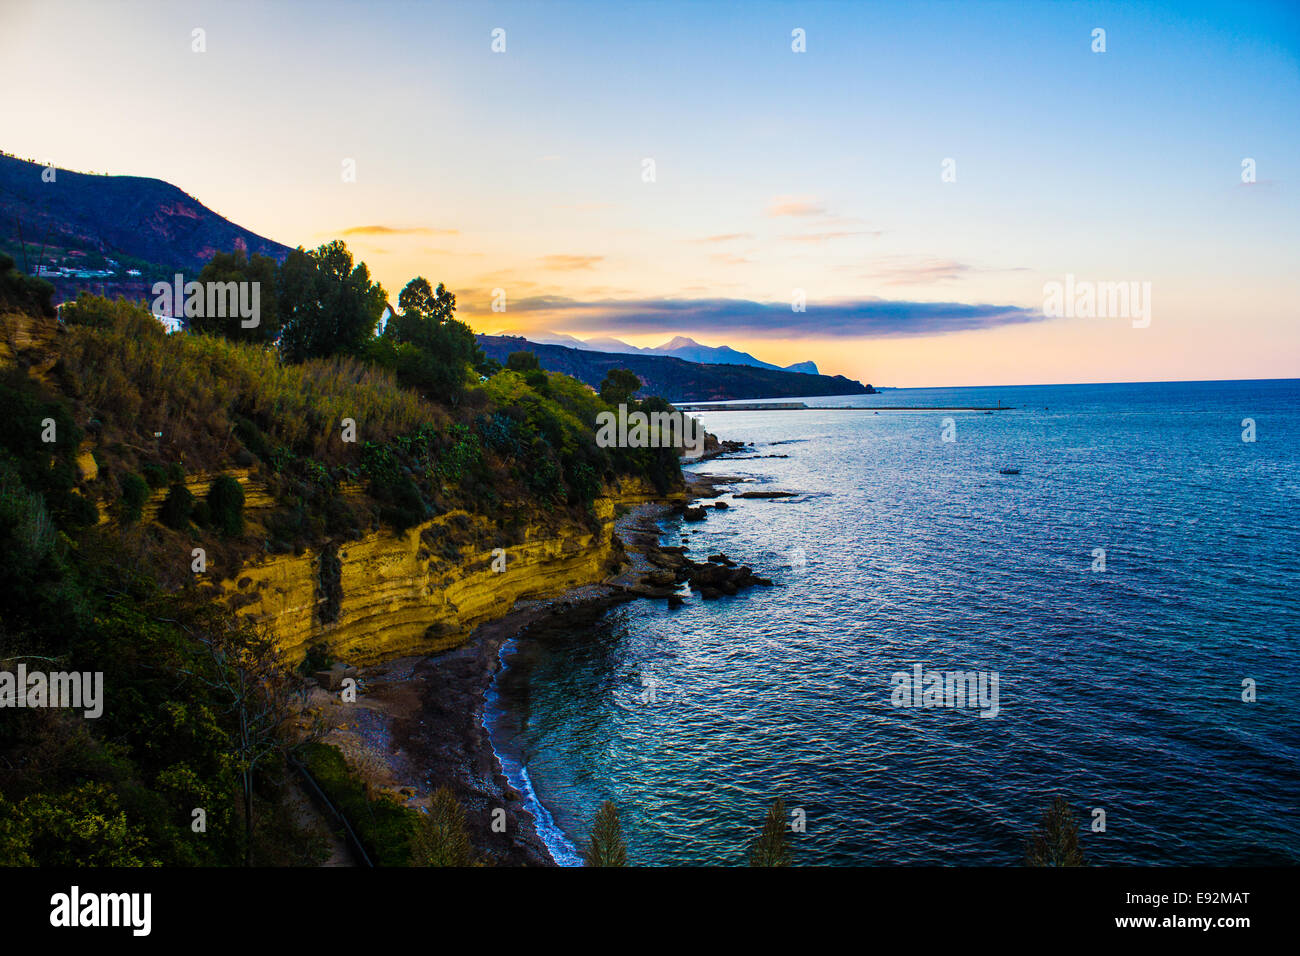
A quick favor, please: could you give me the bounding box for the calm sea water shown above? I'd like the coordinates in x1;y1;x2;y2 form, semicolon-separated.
486;380;1300;866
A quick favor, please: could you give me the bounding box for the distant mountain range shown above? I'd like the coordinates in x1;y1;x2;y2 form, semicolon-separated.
479;334;872;403
495;329;819;375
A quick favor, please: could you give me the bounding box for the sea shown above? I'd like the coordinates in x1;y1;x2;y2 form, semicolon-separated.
485;379;1300;866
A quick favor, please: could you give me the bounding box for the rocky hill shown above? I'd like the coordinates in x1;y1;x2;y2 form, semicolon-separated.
478;334;873;402
0;152;292;286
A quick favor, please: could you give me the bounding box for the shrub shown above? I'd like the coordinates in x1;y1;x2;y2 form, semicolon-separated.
119;473;149;523
748;797;792;867
1024;797;1085;866
63;491;99;528
299;742;416;867
191;500;211;528
583;801;627;867
141;464;168;489
159;483;195;530
410;787;472;867
207;475;245;537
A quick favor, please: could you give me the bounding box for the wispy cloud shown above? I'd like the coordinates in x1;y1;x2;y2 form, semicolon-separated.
685;232;756;243
539;254;605;271
485;294;1044;338
765;195;828;217
339;225;459;237
867;257;971;284
782;230;882;242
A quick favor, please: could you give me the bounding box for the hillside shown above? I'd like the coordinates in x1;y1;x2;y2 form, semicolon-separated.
0;250;692;867
0;152;293;291
478;333;873;401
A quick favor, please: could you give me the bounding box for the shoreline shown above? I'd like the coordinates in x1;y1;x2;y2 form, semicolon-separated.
312;466;749;865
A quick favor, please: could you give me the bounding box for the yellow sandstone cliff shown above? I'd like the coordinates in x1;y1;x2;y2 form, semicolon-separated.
219;477;668;666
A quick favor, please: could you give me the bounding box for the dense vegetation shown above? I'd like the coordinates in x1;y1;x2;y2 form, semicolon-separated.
0;243;685;866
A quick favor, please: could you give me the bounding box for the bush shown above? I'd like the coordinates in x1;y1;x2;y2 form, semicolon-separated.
119;473;149;523
159;483;195;530
299;742;417;867
748;797;792;867
191;500;211;528
583;801;627;867
63;491;99;528
141;464;168;489
410;787;472;867
207;475;245;537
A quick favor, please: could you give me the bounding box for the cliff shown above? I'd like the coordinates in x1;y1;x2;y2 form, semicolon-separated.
217;476;669;666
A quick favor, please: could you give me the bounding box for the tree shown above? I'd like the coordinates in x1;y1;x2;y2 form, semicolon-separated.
207;474;245;537
119;473;149;524
277;241;387;363
583;800;627;866
376;277;484;404
1024;796;1085;866
748;797;792;866
193;248;282;344
506;350;540;372
410;787;473;866
159;483;194;530
184;610;315;866
599;368;641;406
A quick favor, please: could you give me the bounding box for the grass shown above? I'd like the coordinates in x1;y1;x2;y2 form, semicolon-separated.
298;742;419;867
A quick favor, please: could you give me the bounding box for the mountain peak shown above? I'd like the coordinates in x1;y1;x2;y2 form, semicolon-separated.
657;335;701;351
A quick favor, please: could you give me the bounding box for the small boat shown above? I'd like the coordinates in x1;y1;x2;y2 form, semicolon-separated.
999;467;1021;475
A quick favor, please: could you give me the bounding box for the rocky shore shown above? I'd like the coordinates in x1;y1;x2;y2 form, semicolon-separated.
310;462;772;866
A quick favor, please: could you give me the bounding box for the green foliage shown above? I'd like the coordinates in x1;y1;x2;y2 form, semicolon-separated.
0;783;153;866
193;247;282;344
506;350;540;372
318;544;342;624
748;797;792;866
1024;796;1085;866
119;472;149;523
142;463;169;489
62;292;163;339
0;252;55;316
278;241;387;363
374;278;484;405
207;474;244;537
58;295;436;472
437;423;482;483
159;482;195;530
63;490;98;527
0;367;82;517
599;368;642;406
410;787;473;867
583;800;627;866
300;742;417;867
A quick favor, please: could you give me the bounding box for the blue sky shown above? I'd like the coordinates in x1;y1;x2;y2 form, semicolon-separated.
1;0;1297;385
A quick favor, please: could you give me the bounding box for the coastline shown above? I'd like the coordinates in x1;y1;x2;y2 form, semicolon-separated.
312;464;750;865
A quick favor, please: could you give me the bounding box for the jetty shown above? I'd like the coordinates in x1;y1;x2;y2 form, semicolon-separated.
675;401;1014;412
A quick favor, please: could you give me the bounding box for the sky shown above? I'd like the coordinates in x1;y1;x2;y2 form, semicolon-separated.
1;0;1297;387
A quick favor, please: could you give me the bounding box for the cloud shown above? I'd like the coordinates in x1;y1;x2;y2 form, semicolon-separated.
539;254;605;270
685;232;756;243
765;195;827;217
338;225;459;237
489;294;1044;338
782;230;882;242
710;253;753;265
868;257;971;284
